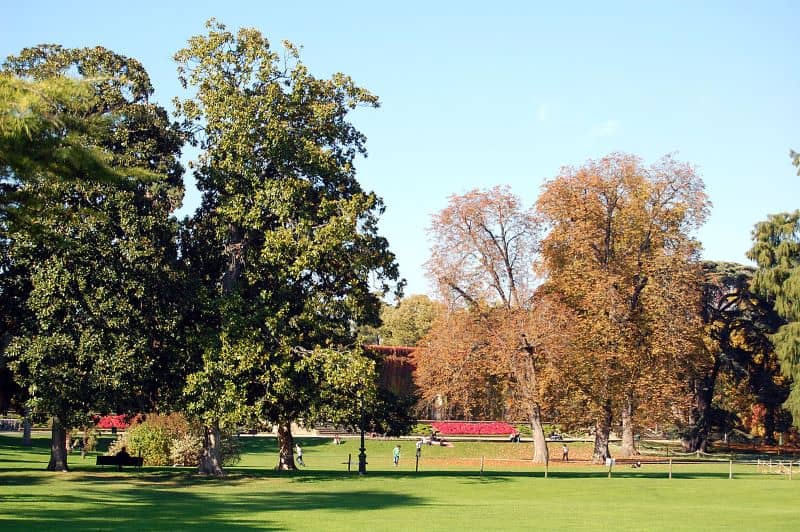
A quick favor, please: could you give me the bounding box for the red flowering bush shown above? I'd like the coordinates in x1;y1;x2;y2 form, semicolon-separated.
95;414;130;429
431;421;516;435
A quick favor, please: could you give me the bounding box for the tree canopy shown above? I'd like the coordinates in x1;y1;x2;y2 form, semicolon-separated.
173;20;401;474
748;211;800;422
536;153;709;460
1;46;185;471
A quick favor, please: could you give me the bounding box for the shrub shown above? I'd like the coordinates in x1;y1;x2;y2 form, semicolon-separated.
125;423;173;465
170;433;203;466
515;424;532;436
410;423;432;435
108;413;242;467
96;414;131;429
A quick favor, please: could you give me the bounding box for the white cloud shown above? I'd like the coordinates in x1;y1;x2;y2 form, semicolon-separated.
590;119;621;137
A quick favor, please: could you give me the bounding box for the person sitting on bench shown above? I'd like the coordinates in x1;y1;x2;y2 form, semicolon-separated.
116;446;131;471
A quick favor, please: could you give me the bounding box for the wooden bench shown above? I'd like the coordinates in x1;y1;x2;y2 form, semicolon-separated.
96;455;143;471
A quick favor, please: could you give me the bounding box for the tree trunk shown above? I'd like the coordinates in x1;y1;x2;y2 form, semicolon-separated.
592;401;612;464
620;394;639;457
529;404;549;464
22;407;32;447
47;417;68;471
681;369;717;452
763;403;777;445
276;422;297;471
198;422;225;476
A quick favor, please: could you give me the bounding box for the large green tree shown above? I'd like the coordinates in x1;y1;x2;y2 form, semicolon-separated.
174;20;400;475
748;210;800;422
2;46;184;471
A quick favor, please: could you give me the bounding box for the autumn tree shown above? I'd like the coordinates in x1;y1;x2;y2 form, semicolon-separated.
420;186;568;462
748;210;800;423
416;309;506;421
174;20;400;474
536;153;708;461
2;46;185;471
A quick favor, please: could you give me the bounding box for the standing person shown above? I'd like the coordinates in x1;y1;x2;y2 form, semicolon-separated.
562;444;569;462
416;438;423;458
393;444;401;467
295;443;305;467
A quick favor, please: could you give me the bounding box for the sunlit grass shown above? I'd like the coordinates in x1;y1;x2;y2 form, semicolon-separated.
1;432;798;531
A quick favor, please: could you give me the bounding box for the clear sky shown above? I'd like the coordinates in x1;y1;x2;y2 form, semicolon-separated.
2;1;798;297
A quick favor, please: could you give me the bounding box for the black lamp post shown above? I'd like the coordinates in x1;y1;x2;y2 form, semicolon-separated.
358;394;367;474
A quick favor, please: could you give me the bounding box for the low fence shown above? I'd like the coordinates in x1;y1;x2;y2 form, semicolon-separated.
399;455;800;480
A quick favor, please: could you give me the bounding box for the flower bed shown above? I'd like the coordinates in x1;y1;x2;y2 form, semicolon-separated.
431;421;516;435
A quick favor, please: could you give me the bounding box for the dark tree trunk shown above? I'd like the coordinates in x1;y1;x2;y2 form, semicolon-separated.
198;422;225;476
681;365;718;452
592;401;613;464
620;394;639;457
763;403;777;445
530;404;549;464
22;407;32;446
47;417;68;471
221;224;246;294
276;422;297;471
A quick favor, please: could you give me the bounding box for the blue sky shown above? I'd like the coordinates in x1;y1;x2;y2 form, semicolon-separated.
2;1;798;297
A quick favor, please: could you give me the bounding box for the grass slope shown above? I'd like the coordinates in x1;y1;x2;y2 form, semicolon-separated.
1;433;798;531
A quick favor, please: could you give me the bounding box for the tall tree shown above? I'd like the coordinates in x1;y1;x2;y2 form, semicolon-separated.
748;210;800;422
174;20;400;475
536;153;708;461
681;262;789;450
421;186;565;462
2;46;184;471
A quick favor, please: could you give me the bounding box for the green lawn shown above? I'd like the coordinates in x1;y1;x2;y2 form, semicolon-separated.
1;433;798;531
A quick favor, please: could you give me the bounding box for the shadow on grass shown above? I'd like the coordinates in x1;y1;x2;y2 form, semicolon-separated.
0;474;48;486
0;482;426;531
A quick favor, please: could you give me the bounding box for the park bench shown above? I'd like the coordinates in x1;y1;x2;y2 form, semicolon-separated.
96;455;143;471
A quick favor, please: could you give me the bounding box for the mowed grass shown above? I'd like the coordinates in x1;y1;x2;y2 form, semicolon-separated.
1;433;799;531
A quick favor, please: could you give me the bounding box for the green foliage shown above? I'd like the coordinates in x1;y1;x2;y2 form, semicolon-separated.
516;423;533;436
109;413;240;467
748;211;800;422
368;388;417;437
124;423;173;466
173;19;402;469
409;423;432;435
2;46;185;440
379;295;441;346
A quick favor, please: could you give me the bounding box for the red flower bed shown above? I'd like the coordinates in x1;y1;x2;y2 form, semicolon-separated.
95;414;130;429
431;421;516;435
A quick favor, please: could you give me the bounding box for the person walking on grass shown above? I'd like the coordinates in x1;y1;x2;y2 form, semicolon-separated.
393;444;401;466
295;443;305;467
562;444;569;462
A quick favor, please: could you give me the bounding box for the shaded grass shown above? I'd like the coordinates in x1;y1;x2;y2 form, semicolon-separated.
1;432;799;531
